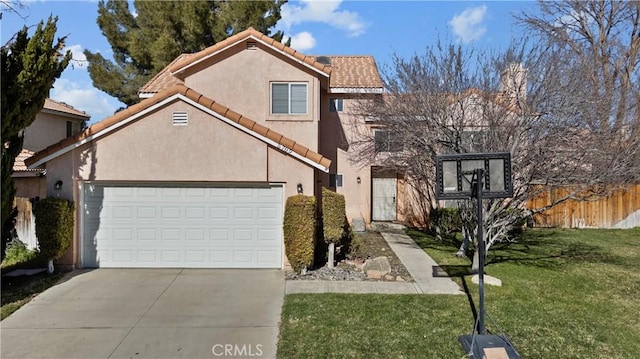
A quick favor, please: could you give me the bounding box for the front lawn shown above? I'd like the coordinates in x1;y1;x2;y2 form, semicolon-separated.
277;228;640;358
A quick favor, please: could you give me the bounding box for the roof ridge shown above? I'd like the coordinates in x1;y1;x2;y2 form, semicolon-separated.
27;85;331;171
44;98;90;117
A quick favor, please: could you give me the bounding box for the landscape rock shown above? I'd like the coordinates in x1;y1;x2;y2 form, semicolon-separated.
366;270;383;279
384;274;395;281
396;276;405;282
471;274;502;287
363;256;391;276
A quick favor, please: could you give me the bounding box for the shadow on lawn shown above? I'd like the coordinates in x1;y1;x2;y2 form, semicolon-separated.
408;228;625;272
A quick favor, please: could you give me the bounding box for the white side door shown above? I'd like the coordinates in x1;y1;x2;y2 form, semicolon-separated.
372;177;397;221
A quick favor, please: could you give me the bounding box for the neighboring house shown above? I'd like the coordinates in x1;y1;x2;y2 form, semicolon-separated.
12;99;89;250
13;98;89;198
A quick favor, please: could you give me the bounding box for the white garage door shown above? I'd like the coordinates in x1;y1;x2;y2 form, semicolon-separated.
82;184;283;268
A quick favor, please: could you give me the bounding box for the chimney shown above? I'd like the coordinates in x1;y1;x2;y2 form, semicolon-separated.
499;63;527;101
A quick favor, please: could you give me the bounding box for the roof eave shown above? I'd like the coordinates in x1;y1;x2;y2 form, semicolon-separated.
171;34;330;79
330;87;384;94
41;108;90;120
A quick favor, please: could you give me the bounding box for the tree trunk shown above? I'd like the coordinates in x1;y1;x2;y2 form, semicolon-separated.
456;225;471;257
327;242;335;269
471;249;479;274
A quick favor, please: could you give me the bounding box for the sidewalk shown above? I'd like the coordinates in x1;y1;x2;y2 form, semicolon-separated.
285;230;462;295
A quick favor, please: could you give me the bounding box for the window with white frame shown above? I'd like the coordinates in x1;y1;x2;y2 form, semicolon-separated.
329;98;343;112
271;82;307;114
374;130;403;153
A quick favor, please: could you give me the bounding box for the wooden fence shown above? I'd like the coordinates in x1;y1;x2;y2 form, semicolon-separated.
527;184;640;229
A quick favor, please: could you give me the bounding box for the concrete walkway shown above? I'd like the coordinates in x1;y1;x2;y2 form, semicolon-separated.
285;230;462;295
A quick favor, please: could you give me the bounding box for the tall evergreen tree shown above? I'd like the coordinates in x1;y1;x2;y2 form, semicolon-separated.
85;0;288;107
1;16;71;260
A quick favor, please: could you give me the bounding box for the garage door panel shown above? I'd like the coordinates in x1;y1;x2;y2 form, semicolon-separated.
83;184;283;268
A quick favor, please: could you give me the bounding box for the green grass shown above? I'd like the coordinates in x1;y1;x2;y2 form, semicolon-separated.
1;240;63;320
1;271;64;320
277;228;640;358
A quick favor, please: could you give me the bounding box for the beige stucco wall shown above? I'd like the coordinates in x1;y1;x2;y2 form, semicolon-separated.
73;102;269;182
14;177;46;199
183;42;320;151
23;112;82;152
319;94;376;225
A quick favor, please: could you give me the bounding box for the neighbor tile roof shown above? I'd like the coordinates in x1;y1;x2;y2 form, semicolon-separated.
27;85;331;171
43;98;90;119
328;56;383;89
138;29;383;96
13;149;37;172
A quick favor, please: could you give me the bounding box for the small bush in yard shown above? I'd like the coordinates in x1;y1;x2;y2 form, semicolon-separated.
283;195;316;273
430;207;462;235
2;238;37;267
33;198;74;263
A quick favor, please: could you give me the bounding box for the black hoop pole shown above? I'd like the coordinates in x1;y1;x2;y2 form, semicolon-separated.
476;167;485;335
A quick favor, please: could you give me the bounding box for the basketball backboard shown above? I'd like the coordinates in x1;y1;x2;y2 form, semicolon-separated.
435;152;513;200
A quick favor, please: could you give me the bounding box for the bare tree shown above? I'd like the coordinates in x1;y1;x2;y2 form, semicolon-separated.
347;0;640;260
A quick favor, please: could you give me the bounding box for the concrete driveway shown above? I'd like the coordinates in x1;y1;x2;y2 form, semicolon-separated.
1;269;284;359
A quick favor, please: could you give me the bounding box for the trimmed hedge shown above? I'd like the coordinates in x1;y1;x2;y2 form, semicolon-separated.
321;187;347;244
430;207;462;234
283;195;316;273
33;198;74;260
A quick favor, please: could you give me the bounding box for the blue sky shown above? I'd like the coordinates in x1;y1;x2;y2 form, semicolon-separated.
1;0;538;123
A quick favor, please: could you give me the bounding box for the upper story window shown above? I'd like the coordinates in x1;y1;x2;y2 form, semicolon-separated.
329;98;343;112
271;82;307;115
374;130;403;153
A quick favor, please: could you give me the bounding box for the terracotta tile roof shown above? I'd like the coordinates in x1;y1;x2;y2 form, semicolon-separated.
13;149;37;172
26;84;331;171
139;28;395;96
169;27;331;77
138;54;190;94
327;56;383;90
43;98;90;119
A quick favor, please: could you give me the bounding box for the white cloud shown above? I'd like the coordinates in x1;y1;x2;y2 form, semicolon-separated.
50;78;121;122
287;31;316;52
281;0;366;37
64;44;87;68
448;5;488;43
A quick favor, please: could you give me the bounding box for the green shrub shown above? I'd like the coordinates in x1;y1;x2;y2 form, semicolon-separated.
33;198;74;260
283;195;316;273
430;207;462;234
2;238;38;267
321;187;347;245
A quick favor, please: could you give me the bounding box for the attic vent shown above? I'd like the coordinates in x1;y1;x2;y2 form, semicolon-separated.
172;111;188;126
246;41;257;50
316;56;331;66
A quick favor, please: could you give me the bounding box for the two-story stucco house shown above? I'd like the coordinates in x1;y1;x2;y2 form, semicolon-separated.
25;27;408;270
13;98;89;198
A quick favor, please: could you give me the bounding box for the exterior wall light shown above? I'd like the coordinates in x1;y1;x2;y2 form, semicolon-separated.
297;183;303;194
357;176;361;184
54;180;63;190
